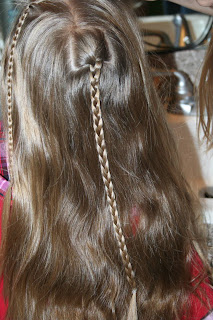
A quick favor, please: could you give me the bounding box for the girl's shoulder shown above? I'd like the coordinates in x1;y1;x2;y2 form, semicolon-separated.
0;122;9;319
0;120;9;223
0;121;10;224
182;252;213;320
0;122;9;182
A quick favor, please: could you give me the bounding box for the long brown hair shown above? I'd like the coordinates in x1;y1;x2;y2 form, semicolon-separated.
0;0;210;319
199;35;213;148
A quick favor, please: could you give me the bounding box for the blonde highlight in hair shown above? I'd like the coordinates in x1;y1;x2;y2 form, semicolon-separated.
0;0;211;319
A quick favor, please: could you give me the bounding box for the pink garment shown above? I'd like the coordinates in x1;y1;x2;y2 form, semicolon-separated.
0;194;7;320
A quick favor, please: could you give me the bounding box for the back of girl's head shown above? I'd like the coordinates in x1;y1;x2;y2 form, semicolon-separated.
0;1;209;319
2;0;155;203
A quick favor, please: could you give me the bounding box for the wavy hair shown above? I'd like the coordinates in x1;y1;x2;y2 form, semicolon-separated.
0;0;210;319
198;36;213;148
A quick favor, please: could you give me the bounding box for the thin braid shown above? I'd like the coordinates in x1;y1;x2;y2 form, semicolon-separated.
89;61;136;291
7;5;31;182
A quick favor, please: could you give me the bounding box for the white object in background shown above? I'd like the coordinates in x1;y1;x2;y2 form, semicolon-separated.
167;114;213;223
138;14;209;51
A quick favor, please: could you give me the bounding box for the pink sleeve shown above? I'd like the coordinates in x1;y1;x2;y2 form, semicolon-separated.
0;194;8;319
0;123;9;318
181;252;213;320
0;277;7;320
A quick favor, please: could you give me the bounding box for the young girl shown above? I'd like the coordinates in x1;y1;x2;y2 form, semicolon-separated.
0;0;212;319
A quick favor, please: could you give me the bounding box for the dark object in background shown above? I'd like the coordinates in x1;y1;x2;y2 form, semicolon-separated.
131;0;196;16
199;187;213;198
163;1;196;14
